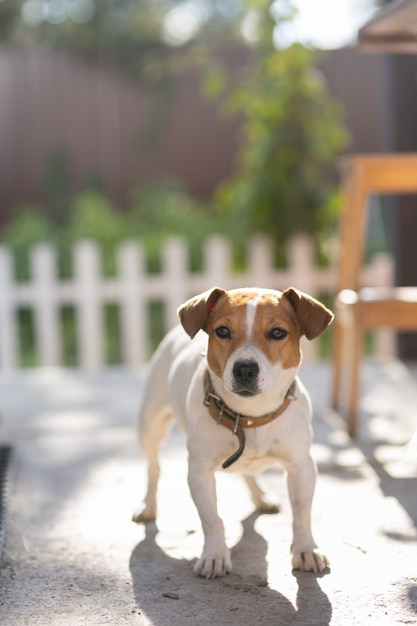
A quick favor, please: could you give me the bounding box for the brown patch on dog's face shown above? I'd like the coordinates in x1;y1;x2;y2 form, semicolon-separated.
204;289;303;395
246;294;304;369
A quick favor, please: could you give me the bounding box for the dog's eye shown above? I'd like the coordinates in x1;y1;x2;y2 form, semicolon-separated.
215;325;231;339
269;327;288;341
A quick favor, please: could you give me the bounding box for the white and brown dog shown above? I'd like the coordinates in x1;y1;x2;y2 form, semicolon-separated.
133;287;333;578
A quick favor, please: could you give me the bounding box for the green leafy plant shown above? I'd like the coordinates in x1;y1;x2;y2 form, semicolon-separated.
0;209;59;280
216;43;349;262
129;180;226;271
64;190;130;276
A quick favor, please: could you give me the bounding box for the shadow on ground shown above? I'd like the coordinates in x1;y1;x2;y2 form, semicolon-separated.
355;431;417;540
130;513;332;626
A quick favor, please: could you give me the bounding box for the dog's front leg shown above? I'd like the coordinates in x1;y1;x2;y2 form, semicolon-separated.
285;455;330;573
188;459;231;579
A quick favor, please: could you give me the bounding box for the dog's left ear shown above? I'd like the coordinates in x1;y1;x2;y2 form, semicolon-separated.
282;287;334;340
178;287;226;338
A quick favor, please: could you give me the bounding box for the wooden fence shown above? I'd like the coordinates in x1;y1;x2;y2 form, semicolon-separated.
0;235;394;369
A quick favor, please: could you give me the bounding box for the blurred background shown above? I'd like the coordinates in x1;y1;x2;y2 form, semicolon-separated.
0;0;415;367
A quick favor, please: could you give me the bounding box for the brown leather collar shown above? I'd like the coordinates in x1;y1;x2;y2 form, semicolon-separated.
203;370;297;469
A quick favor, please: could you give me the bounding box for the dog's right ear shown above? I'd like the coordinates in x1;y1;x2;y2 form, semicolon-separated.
178;287;225;338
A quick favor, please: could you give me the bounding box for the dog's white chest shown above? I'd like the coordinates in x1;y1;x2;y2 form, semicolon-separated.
219;393;313;474
220;427;281;473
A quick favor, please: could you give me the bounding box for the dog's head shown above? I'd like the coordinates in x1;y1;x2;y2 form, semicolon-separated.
178;287;333;398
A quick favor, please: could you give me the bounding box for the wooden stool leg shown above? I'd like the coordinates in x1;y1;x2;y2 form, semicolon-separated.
347;326;363;438
331;320;344;410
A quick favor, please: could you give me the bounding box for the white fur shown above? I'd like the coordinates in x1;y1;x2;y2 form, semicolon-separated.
245;295;260;340
133;291;330;579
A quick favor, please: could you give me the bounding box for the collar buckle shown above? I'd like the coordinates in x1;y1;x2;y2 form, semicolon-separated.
203;392;212;407
233;414;241;433
204;391;226;424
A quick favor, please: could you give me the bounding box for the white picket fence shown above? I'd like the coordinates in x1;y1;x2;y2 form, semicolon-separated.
0;234;394;369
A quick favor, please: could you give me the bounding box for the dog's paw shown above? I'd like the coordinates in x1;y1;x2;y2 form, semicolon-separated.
292;548;330;573
131;506;156;524
194;547;232;579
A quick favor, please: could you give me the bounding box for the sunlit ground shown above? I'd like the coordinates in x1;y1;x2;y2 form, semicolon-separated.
0;361;416;624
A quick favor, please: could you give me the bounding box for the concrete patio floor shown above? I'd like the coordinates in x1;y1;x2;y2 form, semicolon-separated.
0;360;416;625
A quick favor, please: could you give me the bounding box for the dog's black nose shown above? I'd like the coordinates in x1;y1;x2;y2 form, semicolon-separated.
233;360;259;386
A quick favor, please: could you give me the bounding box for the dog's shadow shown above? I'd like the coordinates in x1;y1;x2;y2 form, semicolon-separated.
129;512;332;626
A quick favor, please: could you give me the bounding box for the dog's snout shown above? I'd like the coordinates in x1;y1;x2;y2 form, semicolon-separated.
233;360;259;386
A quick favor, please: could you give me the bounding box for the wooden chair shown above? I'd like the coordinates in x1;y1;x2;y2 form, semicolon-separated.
331;153;417;437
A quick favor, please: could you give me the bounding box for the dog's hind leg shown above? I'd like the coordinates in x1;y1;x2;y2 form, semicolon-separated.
132;406;174;524
243;475;280;514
